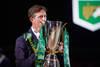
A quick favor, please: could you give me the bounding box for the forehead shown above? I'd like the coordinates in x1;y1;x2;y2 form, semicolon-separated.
34;10;46;16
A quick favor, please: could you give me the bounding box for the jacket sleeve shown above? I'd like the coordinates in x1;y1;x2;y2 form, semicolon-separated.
15;35;35;67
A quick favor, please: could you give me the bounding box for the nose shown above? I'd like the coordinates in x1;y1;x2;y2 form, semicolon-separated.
42;16;47;22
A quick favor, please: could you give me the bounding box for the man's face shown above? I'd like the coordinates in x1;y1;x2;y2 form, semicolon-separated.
33;10;47;25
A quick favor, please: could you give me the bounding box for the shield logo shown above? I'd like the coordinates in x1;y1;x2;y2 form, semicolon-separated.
72;0;100;31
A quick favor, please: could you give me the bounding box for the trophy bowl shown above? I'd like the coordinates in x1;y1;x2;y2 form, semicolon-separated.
44;20;62;67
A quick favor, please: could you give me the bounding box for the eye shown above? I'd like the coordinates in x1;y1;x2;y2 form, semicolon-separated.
39;16;43;18
38;15;47;18
44;15;47;17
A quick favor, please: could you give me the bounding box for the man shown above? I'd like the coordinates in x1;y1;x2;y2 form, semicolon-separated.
15;5;47;67
15;4;67;67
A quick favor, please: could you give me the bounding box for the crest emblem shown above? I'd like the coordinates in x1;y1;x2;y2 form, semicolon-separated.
72;0;100;31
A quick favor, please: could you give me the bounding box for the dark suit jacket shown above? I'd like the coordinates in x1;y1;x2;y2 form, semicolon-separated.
15;28;64;67
15;28;38;67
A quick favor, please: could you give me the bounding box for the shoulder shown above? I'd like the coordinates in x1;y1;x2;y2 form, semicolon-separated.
16;35;25;43
15;34;26;47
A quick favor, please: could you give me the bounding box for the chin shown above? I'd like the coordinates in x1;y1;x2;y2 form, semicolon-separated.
42;22;45;24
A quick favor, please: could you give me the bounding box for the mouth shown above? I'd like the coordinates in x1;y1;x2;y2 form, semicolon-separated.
40;21;46;24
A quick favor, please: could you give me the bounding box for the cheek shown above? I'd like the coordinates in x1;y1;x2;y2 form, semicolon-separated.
34;19;40;23
42;17;47;24
45;17;47;21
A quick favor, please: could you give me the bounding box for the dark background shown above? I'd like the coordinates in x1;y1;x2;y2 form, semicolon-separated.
7;0;100;67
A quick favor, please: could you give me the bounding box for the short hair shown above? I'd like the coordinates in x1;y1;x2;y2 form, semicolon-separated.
28;5;47;18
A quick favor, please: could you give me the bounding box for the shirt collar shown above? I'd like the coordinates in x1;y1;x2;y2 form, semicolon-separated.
31;26;40;39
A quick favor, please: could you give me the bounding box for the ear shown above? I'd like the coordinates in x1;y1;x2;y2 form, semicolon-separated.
29;17;33;22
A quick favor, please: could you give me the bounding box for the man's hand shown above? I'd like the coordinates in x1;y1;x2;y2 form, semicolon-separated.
59;42;64;53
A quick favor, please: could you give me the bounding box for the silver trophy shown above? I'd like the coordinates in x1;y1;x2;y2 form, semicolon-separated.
44;21;63;67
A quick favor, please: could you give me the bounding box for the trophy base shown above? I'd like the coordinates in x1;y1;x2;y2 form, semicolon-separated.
44;54;60;67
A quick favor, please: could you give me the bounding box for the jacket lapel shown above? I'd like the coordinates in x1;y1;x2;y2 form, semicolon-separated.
28;28;38;44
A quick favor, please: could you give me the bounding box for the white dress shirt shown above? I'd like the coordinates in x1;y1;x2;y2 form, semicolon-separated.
31;27;40;39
